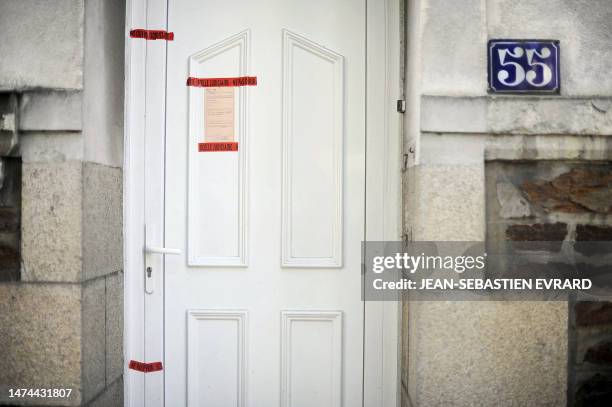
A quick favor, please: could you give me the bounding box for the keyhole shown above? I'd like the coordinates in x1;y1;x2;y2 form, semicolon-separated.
147;267;152;278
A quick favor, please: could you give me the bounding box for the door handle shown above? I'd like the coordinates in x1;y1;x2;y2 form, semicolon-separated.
144;246;180;295
145;246;181;255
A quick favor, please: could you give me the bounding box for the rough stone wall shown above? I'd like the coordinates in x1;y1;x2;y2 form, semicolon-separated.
487;163;612;247
0;111;124;407
573;302;612;406
402;0;612;406
486;162;612;406
402;136;570;406
0;1;125;406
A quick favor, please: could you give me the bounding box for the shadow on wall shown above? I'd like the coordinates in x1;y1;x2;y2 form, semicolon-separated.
0;157;21;282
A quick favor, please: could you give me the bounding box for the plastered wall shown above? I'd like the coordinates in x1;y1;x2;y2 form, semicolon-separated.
0;0;84;91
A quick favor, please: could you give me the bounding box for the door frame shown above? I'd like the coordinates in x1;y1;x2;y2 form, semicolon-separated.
123;0;402;405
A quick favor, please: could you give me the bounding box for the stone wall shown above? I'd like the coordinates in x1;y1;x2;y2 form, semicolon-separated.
573;302;612;406
486;161;612;406
0;1;125;406
402;0;612;405
487;162;612;251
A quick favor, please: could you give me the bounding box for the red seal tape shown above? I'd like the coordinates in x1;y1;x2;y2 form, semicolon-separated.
198;142;239;152
129;360;163;373
187;76;257;87
130;29;174;41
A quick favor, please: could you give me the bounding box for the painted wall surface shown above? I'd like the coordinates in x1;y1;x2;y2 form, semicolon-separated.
83;0;125;168
417;0;612;97
403;0;612;406
0;0;84;91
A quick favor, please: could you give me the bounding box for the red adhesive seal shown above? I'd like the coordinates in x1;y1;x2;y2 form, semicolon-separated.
198;142;239;152
130;29;174;41
187;76;257;87
129;360;163;373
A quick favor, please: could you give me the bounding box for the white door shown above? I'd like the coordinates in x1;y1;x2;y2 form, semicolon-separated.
153;1;367;405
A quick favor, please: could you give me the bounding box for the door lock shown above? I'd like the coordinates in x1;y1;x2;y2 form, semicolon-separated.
145;267;154;294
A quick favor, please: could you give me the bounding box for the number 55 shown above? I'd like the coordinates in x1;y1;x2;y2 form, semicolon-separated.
497;46;553;88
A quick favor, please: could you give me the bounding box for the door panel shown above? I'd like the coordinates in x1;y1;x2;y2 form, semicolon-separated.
281;30;344;268
281;311;343;407
187;30;249;266
164;1;365;405
187;310;247;406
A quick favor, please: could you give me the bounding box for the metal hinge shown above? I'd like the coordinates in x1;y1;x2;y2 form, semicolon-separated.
396;99;406;113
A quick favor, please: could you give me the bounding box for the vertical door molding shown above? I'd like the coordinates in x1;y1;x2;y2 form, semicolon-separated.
188;30;250;267
281;30;344;268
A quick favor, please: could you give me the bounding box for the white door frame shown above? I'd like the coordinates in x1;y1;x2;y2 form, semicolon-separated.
123;0;402;405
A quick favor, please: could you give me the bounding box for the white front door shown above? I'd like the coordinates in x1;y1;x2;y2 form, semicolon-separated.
148;1;368;405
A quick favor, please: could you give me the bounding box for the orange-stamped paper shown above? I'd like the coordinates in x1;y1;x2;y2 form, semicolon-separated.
199;87;238;152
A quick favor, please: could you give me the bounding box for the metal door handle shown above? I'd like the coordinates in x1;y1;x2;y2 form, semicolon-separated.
145;246;181;255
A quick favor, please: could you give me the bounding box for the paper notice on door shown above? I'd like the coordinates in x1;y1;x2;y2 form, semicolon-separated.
204;87;235;142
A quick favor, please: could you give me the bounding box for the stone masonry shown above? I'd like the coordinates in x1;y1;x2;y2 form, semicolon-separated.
0;1;125;406
487;161;612;406
402;0;612;405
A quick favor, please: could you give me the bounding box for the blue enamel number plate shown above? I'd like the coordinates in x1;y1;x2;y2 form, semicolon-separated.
488;39;560;94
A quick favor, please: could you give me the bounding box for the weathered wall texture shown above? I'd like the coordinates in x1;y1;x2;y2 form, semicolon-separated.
0;1;125;406
403;0;612;406
573;302;612;406
0;0;84;91
83;0;125;168
486;162;612;406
